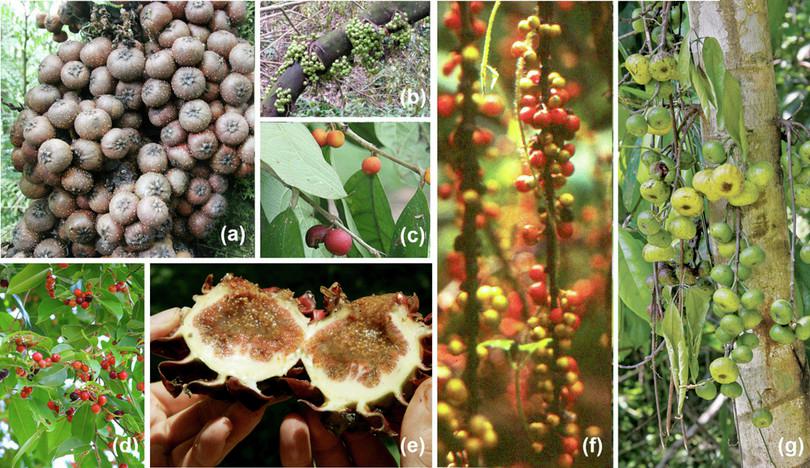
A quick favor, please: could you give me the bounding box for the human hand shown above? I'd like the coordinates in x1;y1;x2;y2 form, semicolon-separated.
149;308;267;467
278;379;432;467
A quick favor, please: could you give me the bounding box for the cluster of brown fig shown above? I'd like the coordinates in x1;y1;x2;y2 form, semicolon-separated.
7;1;254;258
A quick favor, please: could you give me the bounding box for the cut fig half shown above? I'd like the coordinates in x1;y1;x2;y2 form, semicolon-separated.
153;274;431;433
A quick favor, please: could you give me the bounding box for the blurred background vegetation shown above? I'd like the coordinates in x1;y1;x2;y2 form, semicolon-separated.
150;263;431;467
0;1;255;258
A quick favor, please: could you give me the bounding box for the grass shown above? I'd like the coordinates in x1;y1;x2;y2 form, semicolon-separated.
260;1;430;117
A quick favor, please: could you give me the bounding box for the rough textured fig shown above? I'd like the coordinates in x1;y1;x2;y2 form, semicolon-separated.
228;42;253;74
137;195;170;227
138;143;169;173
135;172;172;201
61;167;94;194
200;50;228;82
210;145;239;174
48;188;77;218
161;120;187;146
172;36;205;65
186;177;212;205
94;94;125;120
142;79;172;107
206;30;237;57
33;238;66;258
38;54;64;84
179;99;212;132
58;40;84;62
107;47;145;81
26;84;61;114
159;19;191;48
185;1;214;25
65;210;96;243
214;112;249;146
201;193;227;218
187;129;219;160
23;116;56;146
219;73;252;106
46;98;80;129
109;191;140;225
145;49;177;79
141;1;174;35
60;61;90;89
166;168;190;196
24;199;56;232
72;139;104;170
171;67;206;100
101;128;132;159
80;37;113;68
74;109;112;140
115;81;144;110
38;138;72;173
88;66;116;96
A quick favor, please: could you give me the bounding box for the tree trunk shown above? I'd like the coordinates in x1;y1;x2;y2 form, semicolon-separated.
689;1;810;466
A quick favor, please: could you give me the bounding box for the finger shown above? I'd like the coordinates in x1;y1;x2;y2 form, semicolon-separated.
150;307;183;341
187;417;232;466
400;380;432;467
160;398;233;447
302;408;351;467
221;402;267;454
280;413;312;467
151;381;202;419
343;430;396;467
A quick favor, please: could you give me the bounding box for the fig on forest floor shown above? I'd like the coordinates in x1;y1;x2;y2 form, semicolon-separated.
152;275;431;434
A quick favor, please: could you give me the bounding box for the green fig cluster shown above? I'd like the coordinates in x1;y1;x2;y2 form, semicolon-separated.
273;87;293;113
788;140;810;208
385;11;412;47
346;18;385;71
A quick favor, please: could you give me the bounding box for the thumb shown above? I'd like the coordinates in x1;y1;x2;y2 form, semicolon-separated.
150;307;183;341
400;379;432;468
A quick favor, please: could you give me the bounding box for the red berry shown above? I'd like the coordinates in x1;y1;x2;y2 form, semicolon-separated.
549;308;564;324
47;401;57;410
74;289;82;297
557;222;574;239
118;371;128;381
32;352;43;362
532;110;551;128
91;404;101;414
550;108;568;126
560;161;575;177
109;371;117;379
81;364;88;372
72;361;82;370
51;354;61;362
528;282;548;303
16;345;25;353
323;229;352;256
519;106;536;123
520;224;540;245
514;175;535;193
137;382;145;392
437;94;456;117
361;156;382;175
80;391;90;401
529;150;546;168
438;184;453;200
472;129;493;146
529;265;547;282
520;95;538;107
80;302;89;309
565;115;581;133
98;395;108;406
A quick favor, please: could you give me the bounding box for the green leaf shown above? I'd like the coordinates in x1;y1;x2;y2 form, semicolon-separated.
702;37;725;118
97;290;123;321
260;123;347;199
618;228;652;323
518;338;553;354
683;286;712;382
619;304;651;361
344;171;395;252
53;437;89;457
721;71;747;155
621;142;641;213
35;366;68;386
263;207;304;257
71;405;96;442
690;65;714;114
389;189;429;257
6;264;49;295
348;122;383;147
8;398;36;446
46;420;71;458
677;32;693;86
658;301;689;416
478;339;515;351
11;426;45;468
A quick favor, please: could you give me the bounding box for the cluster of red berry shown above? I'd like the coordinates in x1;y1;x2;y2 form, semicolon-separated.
19;386;33;399
108;280;128;293
45;271;56;298
63;286;93;309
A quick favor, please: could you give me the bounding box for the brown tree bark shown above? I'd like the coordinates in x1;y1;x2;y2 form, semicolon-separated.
689;1;810;466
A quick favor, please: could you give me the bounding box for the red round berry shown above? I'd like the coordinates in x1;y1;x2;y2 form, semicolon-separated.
324;229;352;256
529;264;547;282
80;391;90;401
361;156;382;175
91;404;101;414
528;282;548;304
51;354;61;362
32;352;43;362
118;371;128;381
137;382;145;392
